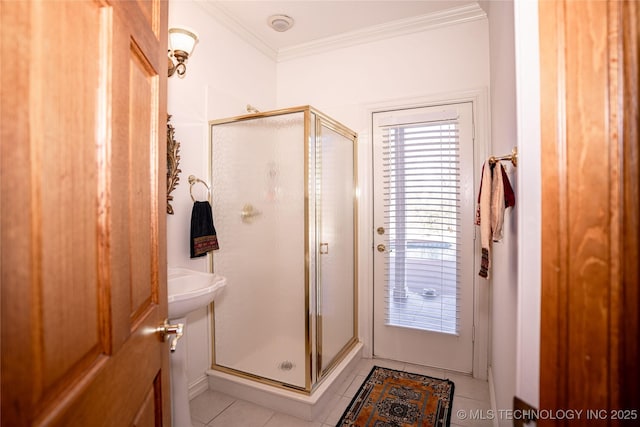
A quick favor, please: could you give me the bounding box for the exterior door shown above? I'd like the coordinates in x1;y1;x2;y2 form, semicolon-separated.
372;102;475;373
1;1;169;426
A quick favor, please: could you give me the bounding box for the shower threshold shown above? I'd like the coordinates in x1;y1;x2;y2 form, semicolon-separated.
206;342;363;421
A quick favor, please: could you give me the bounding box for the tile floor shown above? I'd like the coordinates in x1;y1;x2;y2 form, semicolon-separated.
190;357;493;427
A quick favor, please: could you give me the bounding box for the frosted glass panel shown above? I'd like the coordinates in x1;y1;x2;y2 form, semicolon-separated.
209;107;357;392
319;124;355;372
211;112;307;388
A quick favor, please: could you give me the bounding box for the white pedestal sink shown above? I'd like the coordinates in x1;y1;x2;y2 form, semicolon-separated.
167;267;226;427
168;267;227;319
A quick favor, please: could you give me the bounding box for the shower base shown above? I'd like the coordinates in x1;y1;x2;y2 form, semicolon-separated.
206;342;363;421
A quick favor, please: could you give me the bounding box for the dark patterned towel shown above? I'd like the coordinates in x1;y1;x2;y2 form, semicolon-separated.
190;201;219;258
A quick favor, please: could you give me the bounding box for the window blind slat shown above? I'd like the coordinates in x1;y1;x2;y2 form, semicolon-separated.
381;119;461;335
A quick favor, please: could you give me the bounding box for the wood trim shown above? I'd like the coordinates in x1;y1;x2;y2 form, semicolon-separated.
619;0;640;412
539;0;639;423
539;0;567;416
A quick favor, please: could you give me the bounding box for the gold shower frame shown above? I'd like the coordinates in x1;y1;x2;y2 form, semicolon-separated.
207;106;359;395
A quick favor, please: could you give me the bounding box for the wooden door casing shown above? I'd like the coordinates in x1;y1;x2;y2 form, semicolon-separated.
539;0;639;422
1;1;169;426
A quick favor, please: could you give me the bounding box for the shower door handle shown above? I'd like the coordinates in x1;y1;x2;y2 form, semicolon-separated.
241;204;262;223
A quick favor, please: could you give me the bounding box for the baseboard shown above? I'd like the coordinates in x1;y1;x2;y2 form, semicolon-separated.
487;366;499;427
188;374;209;400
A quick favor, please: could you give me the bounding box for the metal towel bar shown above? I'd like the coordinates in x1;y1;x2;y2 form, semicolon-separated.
188;175;210;202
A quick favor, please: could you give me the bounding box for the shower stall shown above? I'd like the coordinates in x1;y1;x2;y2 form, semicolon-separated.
208;106;358;395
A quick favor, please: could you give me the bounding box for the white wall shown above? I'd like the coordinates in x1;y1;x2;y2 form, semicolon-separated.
486;0;542;419
276;19;490;128
487;1;518;424
513;0;541;410
167;0;276;392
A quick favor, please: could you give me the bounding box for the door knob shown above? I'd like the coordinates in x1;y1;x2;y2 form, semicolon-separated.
158;320;184;352
377;244;386;253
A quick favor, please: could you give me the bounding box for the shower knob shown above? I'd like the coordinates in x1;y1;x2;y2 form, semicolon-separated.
376;244;386;253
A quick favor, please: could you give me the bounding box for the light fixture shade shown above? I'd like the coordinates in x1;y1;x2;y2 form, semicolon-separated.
169;28;198;55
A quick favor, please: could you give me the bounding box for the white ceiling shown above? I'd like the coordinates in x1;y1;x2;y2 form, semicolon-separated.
198;1;482;59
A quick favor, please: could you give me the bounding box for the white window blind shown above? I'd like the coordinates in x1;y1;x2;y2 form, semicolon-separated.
380;111;460;335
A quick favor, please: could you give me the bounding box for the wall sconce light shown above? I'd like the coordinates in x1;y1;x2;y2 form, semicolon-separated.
168;28;198;78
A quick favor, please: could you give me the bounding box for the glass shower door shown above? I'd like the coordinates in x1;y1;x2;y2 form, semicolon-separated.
210;112;308;389
316;120;357;377
209;107;358;392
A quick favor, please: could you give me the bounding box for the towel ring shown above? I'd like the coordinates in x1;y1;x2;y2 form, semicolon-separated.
188;175;210;202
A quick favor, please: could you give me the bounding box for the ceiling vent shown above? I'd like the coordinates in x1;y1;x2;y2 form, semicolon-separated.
268;14;294;32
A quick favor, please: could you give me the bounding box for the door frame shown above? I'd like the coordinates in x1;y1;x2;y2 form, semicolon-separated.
360;88;490;380
538;0;640;417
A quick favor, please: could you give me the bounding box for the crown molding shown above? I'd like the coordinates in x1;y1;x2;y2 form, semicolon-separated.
195;0;279;61
278;3;486;62
195;1;486;63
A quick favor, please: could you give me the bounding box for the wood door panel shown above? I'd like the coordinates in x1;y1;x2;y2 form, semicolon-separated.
1;0;169;425
133;0;161;40
116;0;164;73
132;383;159;427
539;0;639;421
1;0;39;421
563;1;611;411
24;0;106;411
129;41;157;323
38;310;166;426
110;6;136;352
620;1;640;409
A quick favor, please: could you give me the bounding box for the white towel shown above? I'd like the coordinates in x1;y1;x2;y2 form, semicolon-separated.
491;162;506;242
476;162;492;278
476;161;512;278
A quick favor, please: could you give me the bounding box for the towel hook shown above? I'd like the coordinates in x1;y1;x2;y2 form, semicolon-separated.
489;147;518;167
188;175;210;202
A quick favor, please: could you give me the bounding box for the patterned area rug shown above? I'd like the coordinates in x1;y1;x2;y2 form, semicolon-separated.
337;366;455;427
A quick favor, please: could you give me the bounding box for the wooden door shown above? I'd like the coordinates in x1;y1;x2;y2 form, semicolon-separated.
539;0;639;422
1;1;169;426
